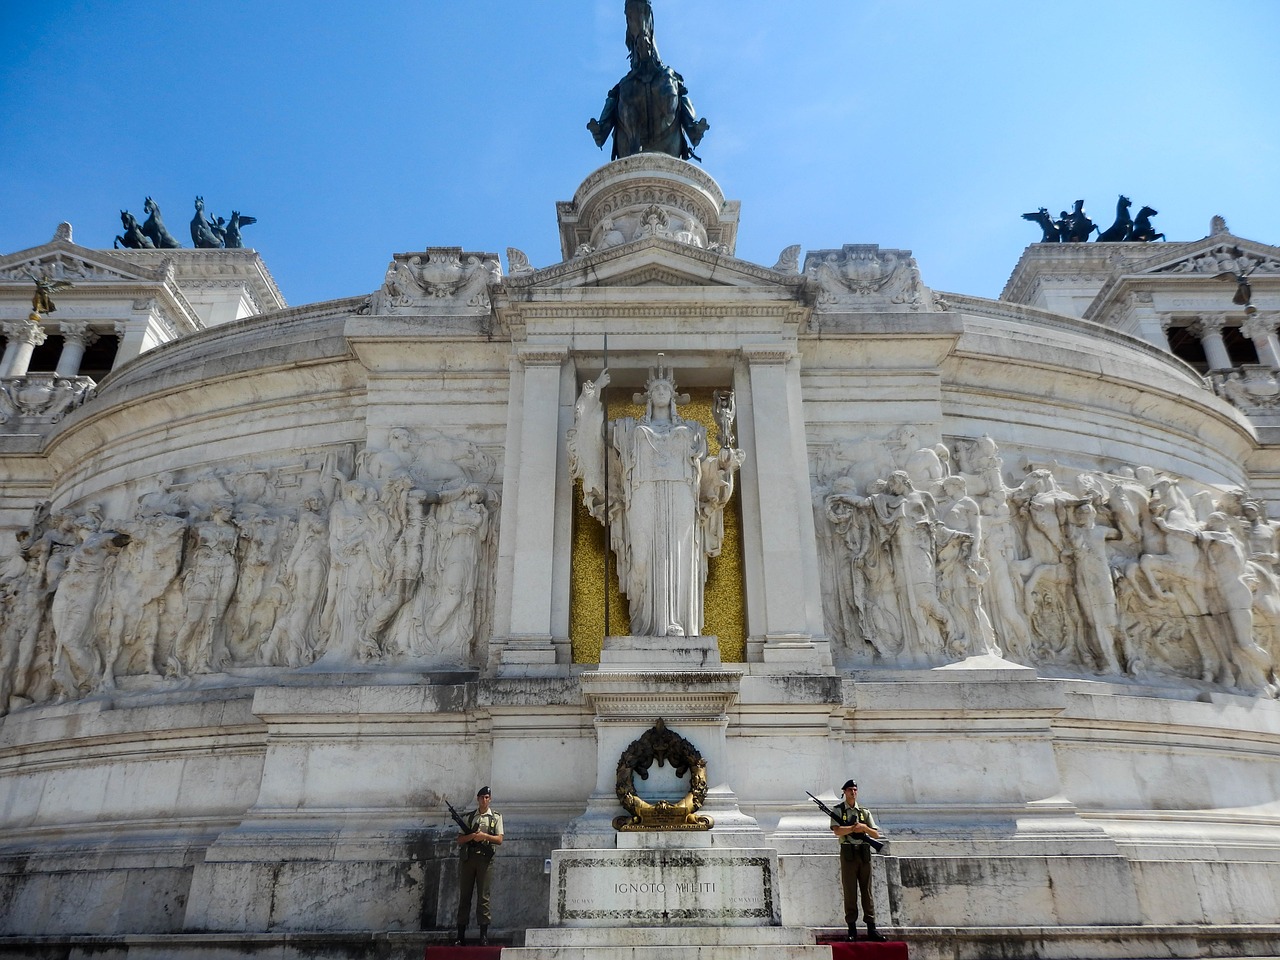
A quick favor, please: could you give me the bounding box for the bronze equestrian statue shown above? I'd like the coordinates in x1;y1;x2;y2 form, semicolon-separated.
588;0;709;162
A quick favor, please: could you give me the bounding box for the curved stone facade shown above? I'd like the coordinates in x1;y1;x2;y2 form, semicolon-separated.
1;157;1279;958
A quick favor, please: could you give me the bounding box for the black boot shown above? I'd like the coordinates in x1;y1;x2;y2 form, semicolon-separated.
455;925;466;945
865;920;887;942
479;926;489;945
847;923;858;941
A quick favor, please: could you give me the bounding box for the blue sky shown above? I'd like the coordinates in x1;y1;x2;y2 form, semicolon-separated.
2;1;1278;308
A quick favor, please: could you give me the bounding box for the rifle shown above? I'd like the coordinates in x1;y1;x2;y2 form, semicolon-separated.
445;798;480;848
807;791;885;853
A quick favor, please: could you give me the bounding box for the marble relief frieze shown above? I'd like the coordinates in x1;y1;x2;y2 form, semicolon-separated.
0;429;500;714
812;430;1280;698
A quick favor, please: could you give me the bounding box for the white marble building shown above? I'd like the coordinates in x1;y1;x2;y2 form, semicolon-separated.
0;155;1279;959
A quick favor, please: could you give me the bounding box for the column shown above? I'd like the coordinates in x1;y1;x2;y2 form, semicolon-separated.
739;346;829;666
1193;314;1233;371
0;318;48;378
1241;313;1280;370
498;345;569;673
54;321;98;377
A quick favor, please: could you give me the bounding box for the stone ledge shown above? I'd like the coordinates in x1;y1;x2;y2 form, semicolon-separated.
0;924;1276;960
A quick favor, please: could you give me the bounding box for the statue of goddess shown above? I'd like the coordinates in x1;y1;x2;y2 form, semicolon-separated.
570;359;744;638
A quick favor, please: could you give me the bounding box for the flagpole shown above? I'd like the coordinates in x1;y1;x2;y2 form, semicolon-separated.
601;333;611;641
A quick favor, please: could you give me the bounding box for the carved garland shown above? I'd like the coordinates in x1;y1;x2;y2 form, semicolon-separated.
613;718;713;832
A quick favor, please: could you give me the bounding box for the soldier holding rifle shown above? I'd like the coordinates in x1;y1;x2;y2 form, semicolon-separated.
815;779;886;942
448;786;503;945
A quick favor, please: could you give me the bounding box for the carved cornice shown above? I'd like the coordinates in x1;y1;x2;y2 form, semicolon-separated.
741;346;794;364
502;236;804;293
517;346;569;366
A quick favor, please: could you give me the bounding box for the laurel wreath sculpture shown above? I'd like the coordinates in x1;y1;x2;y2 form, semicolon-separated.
613;718;714;831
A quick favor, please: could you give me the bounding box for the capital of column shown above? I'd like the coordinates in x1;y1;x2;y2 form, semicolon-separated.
2;319;48;347
58;321;99;348
1196;312;1229;334
1242;314;1279;343
517;345;569;367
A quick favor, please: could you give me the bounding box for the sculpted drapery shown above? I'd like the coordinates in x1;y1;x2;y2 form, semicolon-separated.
570;362;743;638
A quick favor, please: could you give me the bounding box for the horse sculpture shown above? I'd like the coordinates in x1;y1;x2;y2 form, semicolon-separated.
114;211;155;250
142;197;182;249
1130;206;1165;242
222;211;257;249
190;196;223;248
1097;195;1133;242
1021;208;1062;243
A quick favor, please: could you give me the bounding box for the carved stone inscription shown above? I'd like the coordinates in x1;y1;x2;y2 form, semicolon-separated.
552;851;777;926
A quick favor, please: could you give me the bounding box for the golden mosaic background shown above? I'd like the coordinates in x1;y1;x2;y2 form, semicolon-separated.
569;388;746;663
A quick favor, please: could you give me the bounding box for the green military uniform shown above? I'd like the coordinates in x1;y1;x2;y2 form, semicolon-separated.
457;807;503;935
834;800;877;930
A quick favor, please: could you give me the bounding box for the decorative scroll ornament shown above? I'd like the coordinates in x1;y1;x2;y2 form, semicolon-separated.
613;719;713;832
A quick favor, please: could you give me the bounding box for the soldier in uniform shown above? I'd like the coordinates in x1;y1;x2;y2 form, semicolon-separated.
455;785;504;945
832;779;886;941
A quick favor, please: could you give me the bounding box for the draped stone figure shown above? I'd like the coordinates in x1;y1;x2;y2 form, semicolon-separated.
101;500;187;685
363;479;429;658
935;475;1000;658
262;492;330;666
421;485;492;662
1066;501;1124;674
867;471;953;663
49;520;130;697
1199;512;1272;693
168;502;240;677
569;362;743;638
316;480;382;663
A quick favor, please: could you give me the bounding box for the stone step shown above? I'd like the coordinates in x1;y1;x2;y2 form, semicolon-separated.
507;927;833;960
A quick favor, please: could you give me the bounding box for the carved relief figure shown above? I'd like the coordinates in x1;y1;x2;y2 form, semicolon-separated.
421;485;492;663
169;502;240;676
49;519;130;697
262;492;331;666
101;499;187;685
868;471;953;663
935;475;1000;658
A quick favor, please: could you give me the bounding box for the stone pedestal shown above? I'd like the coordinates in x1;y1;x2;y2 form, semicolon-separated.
548;844;780;927
566;638;763;848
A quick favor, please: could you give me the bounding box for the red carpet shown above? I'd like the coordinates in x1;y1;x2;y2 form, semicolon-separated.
820;939;909;960
424;947;502;959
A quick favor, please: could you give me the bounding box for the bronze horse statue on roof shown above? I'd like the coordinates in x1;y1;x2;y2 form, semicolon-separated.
142;197;182;249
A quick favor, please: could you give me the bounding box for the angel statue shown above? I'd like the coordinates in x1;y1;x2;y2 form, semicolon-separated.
569;357;744;638
27;272;72;316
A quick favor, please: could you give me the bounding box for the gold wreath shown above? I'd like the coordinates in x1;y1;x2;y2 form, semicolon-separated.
612;719;714;832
